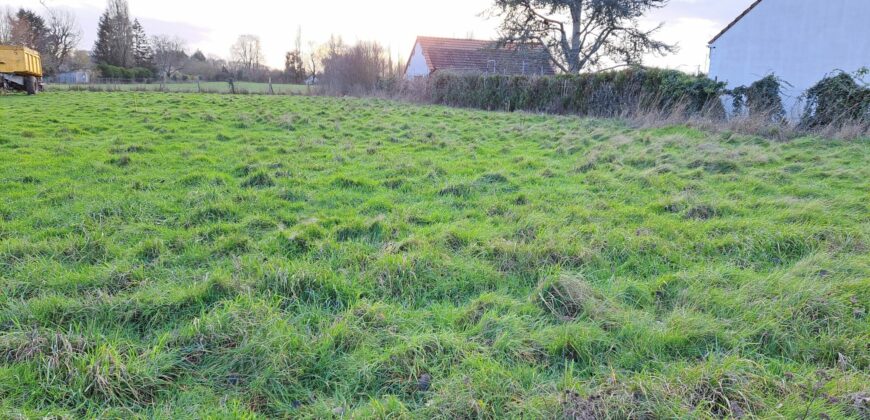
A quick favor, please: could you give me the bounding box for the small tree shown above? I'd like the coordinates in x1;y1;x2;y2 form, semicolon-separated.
490;0;675;73
152;35;187;79
320;40;390;95
283;26;306;83
230;34;264;78
284;50;306;83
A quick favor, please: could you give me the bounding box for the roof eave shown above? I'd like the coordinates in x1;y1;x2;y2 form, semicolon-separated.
708;0;765;45
403;38;436;75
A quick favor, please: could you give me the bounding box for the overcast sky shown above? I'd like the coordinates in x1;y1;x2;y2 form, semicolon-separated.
6;0;756;72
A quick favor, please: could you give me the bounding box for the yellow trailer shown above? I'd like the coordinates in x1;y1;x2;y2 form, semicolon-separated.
0;45;43;94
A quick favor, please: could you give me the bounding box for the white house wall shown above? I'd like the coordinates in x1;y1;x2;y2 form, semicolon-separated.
709;0;870;118
405;42;430;79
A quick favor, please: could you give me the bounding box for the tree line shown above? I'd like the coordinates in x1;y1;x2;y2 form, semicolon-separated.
81;0;405;86
3;0;675;83
0;0;331;83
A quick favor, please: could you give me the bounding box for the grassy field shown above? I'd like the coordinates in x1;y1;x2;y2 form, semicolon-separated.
1;91;868;418
46;81;310;95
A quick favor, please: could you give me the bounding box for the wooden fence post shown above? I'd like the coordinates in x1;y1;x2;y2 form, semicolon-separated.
197;77;201;93
268;77;275;95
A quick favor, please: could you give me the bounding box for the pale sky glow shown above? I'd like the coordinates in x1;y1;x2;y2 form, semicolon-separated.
6;0;756;73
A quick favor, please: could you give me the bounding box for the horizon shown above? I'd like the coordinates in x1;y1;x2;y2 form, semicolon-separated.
5;0;757;72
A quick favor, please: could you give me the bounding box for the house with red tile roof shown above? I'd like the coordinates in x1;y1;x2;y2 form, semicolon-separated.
404;36;556;79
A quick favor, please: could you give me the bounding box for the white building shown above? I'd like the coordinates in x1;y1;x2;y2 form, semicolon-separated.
404;36;555;79
55;70;91;84
708;0;870;117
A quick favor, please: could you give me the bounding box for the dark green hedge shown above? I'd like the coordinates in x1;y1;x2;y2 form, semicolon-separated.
429;68;726;117
97;64;154;80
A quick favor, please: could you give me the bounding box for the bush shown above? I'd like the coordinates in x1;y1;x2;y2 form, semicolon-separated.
426;68;726;118
130;67;153;79
800;68;870;129
730;75;787;122
96;64;153;80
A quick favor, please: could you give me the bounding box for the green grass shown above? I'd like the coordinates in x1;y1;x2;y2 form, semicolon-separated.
46;81;310;95
0;91;868;418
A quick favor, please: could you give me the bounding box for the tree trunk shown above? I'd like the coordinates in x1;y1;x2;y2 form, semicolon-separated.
569;5;582;72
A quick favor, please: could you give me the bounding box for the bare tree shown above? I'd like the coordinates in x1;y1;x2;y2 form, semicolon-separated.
294;26;302;57
230;34;264;76
41;3;83;72
0;7;13;44
306;40;320;80
306;35;345;85
490;0;676;73
151;34;187;79
320;40;390;95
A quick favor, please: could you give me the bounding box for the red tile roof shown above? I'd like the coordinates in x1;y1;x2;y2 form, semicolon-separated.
407;36;556;76
709;0;765;45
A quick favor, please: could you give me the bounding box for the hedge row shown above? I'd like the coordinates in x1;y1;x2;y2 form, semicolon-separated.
423;67;869;132
96;64;154;80
428;68;726;118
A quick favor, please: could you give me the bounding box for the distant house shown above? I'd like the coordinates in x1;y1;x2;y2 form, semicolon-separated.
55;70;91;84
708;0;870;117
404;36;556;79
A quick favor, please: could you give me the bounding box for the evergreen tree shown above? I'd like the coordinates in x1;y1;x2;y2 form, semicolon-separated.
10;9;47;51
92;0;133;67
493;0;674;73
190;50;206;61
92;10;113;65
131;19;153;68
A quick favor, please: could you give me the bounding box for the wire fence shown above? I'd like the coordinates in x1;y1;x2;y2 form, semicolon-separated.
45;78;312;95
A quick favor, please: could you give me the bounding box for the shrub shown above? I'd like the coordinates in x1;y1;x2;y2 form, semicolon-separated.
730;75;787;122
96;64;154;80
800;68;870;129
